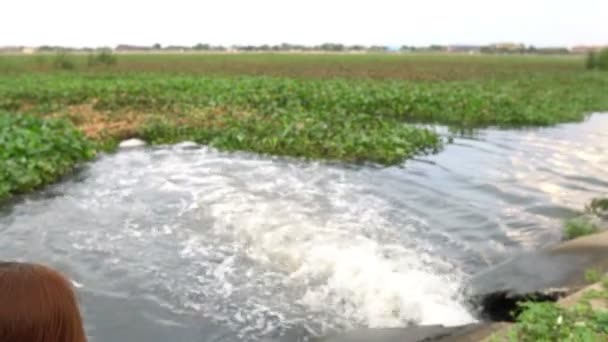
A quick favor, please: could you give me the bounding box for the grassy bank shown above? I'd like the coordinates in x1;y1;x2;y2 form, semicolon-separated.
505;272;608;341
498;198;608;341
1;54;608;199
563;198;608;240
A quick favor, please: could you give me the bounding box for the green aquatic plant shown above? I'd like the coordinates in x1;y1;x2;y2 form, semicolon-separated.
563;217;599;240
502;274;608;342
586;51;597;70
586;197;608;218
0;55;607;166
585;49;608;71
561;197;608;240
87;49;118;67
139;110;442;164
0;53;589;79
53;52;76;70
597;48;608;71
0;113;96;201
512;301;608;341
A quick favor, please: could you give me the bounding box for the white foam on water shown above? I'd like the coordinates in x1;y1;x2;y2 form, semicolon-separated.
293;243;471;327
204;197;473;330
5;115;608;341
178;148;476;331
1;144;475;340
118;138;147;149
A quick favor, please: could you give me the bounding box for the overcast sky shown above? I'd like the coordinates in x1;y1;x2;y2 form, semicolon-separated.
2;0;607;48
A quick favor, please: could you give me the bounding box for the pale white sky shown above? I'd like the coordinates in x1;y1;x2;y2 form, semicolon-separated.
2;0;607;48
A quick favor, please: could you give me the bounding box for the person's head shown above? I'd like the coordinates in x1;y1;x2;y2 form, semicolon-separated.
0;262;86;342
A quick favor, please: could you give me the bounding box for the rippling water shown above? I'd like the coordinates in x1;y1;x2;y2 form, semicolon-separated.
1;114;607;342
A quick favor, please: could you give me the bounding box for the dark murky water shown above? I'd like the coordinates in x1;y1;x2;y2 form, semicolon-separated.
1;114;607;342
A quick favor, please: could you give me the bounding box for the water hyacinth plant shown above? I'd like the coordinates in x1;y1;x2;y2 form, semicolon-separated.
1;54;607;200
0;113;96;200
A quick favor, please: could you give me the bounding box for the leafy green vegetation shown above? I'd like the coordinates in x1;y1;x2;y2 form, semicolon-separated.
52;53;76;70
0;71;606;164
563;217;599;240
506;274;608;342
1;54;607;199
562;197;607;240
505;198;608;340
0;113;96;200
585;268;602;284
140;111;441;164
87;49;118;67
586;52;596;70
587;198;608;219
586;48;608;71
0;58;607;165
597;49;608;71
0;53;588;80
3;63;607;128
512;300;608;341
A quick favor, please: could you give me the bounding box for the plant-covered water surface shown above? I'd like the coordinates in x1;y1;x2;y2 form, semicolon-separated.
1;54;608;200
0;113;96;200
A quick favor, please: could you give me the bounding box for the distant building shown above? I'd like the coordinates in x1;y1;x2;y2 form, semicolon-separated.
0;46;25;54
570;45;604;54
535;47;570;55
115;44;153;52
163;46;192;53
490;42;525;51
446;45;482;53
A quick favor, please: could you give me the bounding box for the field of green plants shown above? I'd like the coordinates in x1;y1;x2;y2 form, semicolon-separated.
2;52;608;340
1;53;608;201
0;113;95;200
0;53;586;80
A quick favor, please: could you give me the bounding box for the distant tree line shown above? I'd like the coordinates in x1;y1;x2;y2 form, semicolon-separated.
186;43;581;55
586;48;608;71
189;43;389;52
6;43;604;57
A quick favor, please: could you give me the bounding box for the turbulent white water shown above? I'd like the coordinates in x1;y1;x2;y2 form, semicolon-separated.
2;114;608;342
98;145;473;336
188;152;473;329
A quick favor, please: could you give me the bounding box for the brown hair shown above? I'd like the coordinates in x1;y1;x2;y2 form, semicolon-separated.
0;262;87;342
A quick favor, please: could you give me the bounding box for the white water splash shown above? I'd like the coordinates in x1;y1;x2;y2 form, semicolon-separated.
1;145;476;340
180;147;475;331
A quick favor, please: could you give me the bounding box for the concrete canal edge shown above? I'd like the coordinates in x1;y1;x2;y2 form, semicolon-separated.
316;230;608;342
